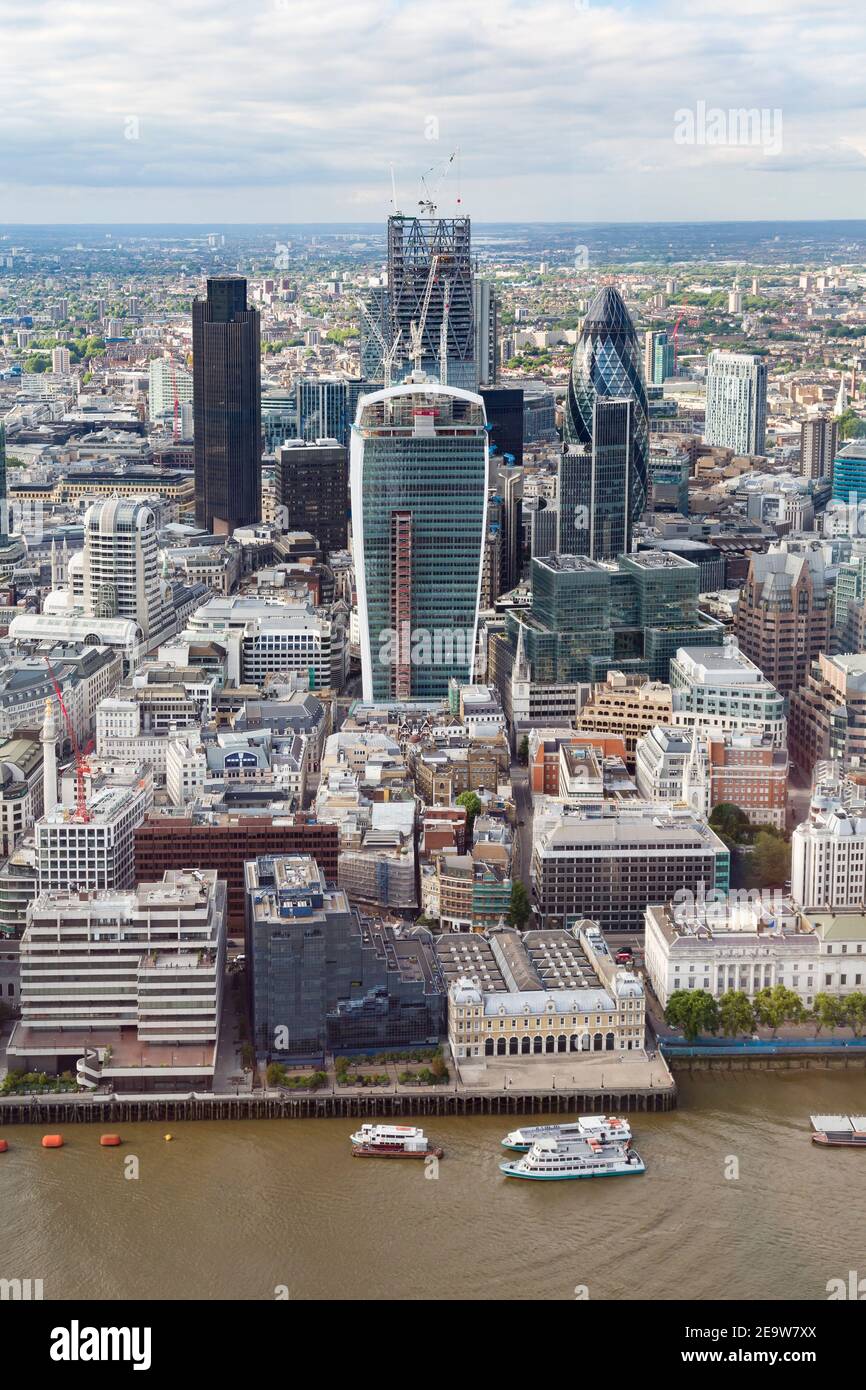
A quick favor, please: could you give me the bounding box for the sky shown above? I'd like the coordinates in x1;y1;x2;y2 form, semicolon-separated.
1;0;865;224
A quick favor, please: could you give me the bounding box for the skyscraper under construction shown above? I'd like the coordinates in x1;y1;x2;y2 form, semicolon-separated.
386;215;475;391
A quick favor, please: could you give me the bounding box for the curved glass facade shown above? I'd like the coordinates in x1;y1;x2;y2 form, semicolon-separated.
562;286;648;554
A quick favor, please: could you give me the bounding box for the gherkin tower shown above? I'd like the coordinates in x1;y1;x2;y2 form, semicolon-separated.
561;286;648;558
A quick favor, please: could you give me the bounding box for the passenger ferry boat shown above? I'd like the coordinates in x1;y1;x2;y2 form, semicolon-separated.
501;1115;632;1152
350;1124;444;1159
499;1136;645;1181
810;1115;866;1147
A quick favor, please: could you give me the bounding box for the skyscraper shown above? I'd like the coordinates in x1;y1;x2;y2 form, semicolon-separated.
643;329;675;386
473;278;498;387
351;382;488;700
193;276;261;534
387;216;475;390
800;416;838;480
704;351;768;455
275;438;348;556
562;286;648;558
82;499;173;643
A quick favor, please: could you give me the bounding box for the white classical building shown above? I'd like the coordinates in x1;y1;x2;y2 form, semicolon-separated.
645;899;820;1008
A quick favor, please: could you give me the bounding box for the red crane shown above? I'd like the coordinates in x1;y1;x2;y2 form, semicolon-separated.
43;655;91;822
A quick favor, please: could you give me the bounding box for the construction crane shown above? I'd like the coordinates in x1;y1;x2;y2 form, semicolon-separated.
438;276;451;386
418;151;457;216
409;253;441;375
43;655;90;822
356;299;403;388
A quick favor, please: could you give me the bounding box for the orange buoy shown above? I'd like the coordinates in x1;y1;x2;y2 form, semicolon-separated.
100;1134;121;1147
41;1134;64;1148
0;1139;8;1152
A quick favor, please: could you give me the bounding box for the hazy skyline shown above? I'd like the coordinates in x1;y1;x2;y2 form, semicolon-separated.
1;0;865;224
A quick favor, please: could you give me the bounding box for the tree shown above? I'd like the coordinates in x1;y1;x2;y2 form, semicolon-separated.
812;992;845;1036
509;880;531;930
843;993;866;1037
709;803;752;847
664;989;719;1042
748;830;791;889
718;990;755;1038
837;407;866;442
753;984;805;1036
517;735;529;766
456;790;482;840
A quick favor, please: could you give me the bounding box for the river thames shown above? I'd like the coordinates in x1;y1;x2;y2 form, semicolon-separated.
2;1071;865;1301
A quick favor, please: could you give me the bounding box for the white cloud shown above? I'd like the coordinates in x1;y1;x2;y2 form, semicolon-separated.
0;0;864;219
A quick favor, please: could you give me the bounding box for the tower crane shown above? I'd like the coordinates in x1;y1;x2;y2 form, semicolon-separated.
356;299;403;388
43;655;91;822
409;253;441;375
438;276;451;387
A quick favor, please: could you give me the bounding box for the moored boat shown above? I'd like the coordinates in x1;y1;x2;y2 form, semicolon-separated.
500;1135;645;1181
810;1115;866;1147
501;1115;632;1152
350;1123;443;1159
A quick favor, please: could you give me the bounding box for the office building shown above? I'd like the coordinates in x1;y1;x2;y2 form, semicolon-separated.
35;763;153;893
275;438;348;556
801;416;838;481
577;672;674;768
791;799;866;909
789;653;866;774
480;385;524;469
351;382;488;701
734;541;832;696
531;807;729;932
244;854;444;1060
562;286;648;556
647;442;690;515
135;811;338;932
387;215;475;390
193;276;262;533
704;351;768;455
7;869;227;1090
473;278;498;387
669;644;786;746
832;440;866;509
82;498;173;644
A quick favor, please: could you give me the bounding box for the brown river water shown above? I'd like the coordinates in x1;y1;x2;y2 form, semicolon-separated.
2;1071;865;1300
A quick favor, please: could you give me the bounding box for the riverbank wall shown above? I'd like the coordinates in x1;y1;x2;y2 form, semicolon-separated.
0;1083;675;1125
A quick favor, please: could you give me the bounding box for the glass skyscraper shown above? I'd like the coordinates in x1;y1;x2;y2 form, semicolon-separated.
351;383;488;700
561;286;649;558
387;216;475;391
193;276;261;534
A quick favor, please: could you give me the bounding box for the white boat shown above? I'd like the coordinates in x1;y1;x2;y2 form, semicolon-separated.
350;1123;443;1159
501;1115;632;1152
810;1115;866;1148
500;1135;645;1181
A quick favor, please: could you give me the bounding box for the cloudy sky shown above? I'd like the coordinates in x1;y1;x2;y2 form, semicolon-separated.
1;0;865;223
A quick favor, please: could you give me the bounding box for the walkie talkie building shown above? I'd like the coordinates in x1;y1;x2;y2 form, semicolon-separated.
561;286;649;559
351;382;488;700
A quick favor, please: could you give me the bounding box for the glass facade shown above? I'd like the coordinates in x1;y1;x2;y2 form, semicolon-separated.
563;286;648;556
832;442;866;508
510;550;722;684
352;385;488;701
193;277;261;533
